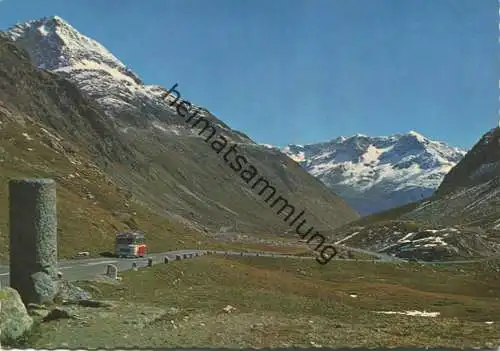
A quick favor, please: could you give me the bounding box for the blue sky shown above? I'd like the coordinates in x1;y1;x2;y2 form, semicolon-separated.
0;0;497;149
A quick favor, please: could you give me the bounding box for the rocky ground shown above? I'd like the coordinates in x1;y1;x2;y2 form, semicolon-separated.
2;255;499;349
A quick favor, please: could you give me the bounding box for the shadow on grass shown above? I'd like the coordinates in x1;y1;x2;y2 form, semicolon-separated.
98;251;115;258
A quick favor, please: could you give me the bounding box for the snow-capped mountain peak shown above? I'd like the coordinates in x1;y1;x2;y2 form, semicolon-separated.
280;132;467;216
7;16;251;142
8;16;142;84
406;130;425;140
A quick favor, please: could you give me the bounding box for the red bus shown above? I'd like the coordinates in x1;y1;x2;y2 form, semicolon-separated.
115;231;147;258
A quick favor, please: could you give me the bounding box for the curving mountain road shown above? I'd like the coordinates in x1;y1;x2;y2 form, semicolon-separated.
0;248;492;287
0;249;312;287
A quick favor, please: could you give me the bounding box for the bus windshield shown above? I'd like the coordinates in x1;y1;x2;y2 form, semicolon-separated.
116;234;144;245
116;237;134;245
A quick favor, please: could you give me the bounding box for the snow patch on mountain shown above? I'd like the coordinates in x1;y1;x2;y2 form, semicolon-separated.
280;132;467;216
336;221;499;260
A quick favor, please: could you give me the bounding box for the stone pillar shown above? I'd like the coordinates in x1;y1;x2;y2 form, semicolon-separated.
9;179;58;305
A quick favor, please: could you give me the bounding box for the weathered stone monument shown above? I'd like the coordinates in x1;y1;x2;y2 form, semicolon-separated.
164;256;169;264
9;179;58;305
132;262;138;271
147;258;153;267
176;254;181;260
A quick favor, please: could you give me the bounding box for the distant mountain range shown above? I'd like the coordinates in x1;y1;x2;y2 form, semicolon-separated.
329;127;500;261
277;131;467;216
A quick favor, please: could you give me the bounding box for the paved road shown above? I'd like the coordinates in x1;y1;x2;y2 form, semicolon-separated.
0;248;493;287
0;249;315;287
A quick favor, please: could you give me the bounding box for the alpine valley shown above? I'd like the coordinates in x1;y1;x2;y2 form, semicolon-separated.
1;15;499;262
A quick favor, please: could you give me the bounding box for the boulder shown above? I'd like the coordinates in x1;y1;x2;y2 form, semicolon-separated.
29;271;58;304
0;288;34;343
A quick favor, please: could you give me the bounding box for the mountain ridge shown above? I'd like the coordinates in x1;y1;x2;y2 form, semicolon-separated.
402;127;500;229
6;16;249;141
436;127;500;196
279;131;467;216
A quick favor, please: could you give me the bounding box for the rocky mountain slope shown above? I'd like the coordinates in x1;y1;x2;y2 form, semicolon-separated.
328;128;500;261
435;127;500;196
402;127;500;229
7;16;250;142
281;131;466;216
0;16;359;261
0;33;203;261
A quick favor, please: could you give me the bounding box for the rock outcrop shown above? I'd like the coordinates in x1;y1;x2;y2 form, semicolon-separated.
0;288;34;344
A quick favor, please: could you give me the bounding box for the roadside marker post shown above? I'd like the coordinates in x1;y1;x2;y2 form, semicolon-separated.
9;178;58;305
